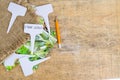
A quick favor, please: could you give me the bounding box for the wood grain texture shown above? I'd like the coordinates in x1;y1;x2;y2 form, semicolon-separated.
0;0;120;80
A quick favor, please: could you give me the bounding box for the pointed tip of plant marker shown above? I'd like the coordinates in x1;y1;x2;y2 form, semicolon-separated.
7;30;10;34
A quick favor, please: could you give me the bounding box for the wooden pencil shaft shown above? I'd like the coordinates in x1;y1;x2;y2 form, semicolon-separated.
55;18;61;44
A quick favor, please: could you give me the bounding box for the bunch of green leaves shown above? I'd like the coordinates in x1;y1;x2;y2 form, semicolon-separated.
15;30;56;58
7;18;57;71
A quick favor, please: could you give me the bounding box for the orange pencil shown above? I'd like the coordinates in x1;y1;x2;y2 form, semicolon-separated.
55;16;61;48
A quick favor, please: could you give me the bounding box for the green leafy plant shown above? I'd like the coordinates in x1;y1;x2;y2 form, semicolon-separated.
6;18;57;71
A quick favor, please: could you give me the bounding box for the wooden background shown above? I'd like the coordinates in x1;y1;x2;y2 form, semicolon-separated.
0;0;120;80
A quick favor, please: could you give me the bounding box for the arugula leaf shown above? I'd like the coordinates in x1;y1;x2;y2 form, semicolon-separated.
16;45;30;54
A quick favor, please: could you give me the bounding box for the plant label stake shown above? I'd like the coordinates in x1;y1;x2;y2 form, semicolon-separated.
4;53;32;67
19;57;50;76
24;24;43;54
7;2;27;33
35;4;53;34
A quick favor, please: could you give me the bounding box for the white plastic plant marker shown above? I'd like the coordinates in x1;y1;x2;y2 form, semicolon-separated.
35;4;53;34
19;57;50;76
7;2;27;33
4;53;32;67
24;24;43;54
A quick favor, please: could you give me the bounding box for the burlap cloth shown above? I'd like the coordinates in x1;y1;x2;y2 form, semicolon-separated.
0;0;39;63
